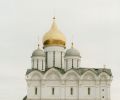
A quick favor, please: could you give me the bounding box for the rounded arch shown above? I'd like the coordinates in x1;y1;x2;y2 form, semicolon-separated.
26;70;43;80
63;69;80;80
43;68;62;80
81;70;97;80
99;72;110;80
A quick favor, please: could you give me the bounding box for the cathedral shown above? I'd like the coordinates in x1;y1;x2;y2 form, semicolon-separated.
23;18;112;100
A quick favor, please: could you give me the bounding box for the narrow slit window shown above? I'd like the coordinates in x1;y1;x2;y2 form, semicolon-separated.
35;87;37;95
70;87;73;95
77;59;79;68
32;59;34;69
61;52;62;68
53;51;55;67
52;87;55;95
45;52;48;68
42;60;43;70
37;59;39;69
88;87;90;95
72;59;73;68
66;59;68;69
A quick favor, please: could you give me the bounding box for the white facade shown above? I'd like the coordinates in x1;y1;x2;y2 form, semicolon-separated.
25;68;112;100
23;19;112;100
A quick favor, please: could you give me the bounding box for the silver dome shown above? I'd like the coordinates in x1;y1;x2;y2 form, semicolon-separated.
65;47;80;57
32;48;45;57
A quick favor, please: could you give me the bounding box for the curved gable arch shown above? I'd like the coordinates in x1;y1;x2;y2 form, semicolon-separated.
99;72;110;80
63;70;80;80
43;68;62;80
27;70;43;80
81;70;97;81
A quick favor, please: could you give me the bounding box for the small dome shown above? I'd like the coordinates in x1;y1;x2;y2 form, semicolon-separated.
65;43;80;57
32;47;45;57
43;17;66;48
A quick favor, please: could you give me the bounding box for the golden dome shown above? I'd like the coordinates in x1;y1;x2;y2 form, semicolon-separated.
43;17;66;48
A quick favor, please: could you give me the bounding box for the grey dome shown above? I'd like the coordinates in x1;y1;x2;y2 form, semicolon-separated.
32;48;45;57
65;47;80;57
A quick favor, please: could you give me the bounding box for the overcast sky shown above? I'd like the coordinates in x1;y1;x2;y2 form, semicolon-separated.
0;0;120;100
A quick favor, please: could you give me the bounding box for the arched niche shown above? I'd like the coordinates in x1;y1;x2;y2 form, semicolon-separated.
63;70;80;81
99;72;110;81
43;68;62;80
81;70;97;81
26;70;43;80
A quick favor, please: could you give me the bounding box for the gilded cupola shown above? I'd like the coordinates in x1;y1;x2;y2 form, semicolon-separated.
42;17;66;48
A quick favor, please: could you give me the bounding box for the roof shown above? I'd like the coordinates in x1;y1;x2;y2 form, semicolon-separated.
26;67;65;75
75;68;112;76
26;69;45;75
23;96;27;100
26;67;112;76
65;47;80;57
32;47;45;57
46;67;65;74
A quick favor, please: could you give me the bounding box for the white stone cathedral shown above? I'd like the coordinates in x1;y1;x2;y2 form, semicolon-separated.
23;18;112;100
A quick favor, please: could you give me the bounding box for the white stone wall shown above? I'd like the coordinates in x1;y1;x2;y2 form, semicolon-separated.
26;69;112;100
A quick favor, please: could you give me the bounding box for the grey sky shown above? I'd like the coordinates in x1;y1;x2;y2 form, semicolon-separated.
0;0;120;100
